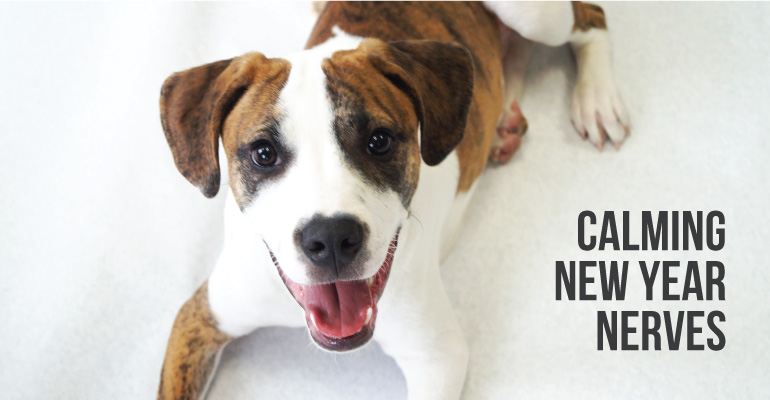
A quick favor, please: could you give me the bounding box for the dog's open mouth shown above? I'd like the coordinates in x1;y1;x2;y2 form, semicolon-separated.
269;233;398;351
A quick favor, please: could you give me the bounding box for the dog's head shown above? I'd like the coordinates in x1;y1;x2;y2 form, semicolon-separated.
160;35;473;351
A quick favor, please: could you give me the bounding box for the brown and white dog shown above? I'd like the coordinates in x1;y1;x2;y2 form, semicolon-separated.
157;2;628;399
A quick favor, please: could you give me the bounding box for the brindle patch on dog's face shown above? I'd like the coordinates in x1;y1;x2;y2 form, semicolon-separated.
220;62;292;209
322;46;422;208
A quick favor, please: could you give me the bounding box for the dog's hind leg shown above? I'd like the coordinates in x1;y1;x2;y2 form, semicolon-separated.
491;26;533;163
484;1;630;150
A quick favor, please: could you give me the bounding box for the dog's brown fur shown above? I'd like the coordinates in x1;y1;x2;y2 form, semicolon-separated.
572;1;607;32
322;38;476;206
309;2;503;192
158;281;231;400
161;53;291;200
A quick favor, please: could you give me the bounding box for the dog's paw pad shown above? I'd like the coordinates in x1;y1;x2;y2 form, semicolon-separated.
571;80;630;151
491;102;527;163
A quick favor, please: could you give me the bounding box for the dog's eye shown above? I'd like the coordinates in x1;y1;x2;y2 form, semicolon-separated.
367;128;394;156
250;141;281;167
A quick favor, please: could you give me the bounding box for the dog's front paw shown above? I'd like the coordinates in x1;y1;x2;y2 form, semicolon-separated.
570;74;630;151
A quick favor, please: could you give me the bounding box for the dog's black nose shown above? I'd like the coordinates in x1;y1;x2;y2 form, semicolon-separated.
301;215;364;273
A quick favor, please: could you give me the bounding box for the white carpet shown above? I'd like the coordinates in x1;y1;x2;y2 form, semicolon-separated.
1;2;768;399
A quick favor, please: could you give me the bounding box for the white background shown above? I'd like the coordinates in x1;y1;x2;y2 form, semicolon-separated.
1;2;768;399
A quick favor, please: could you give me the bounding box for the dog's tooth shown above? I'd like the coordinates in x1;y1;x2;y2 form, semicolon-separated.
366;276;374;286
364;307;372;324
310;313;317;329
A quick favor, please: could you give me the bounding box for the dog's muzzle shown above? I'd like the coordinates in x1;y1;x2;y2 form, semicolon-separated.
268;231;399;351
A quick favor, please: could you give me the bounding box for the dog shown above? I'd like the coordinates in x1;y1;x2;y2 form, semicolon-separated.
157;2;628;399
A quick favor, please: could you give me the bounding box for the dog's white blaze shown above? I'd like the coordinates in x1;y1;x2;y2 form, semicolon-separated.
239;28;406;286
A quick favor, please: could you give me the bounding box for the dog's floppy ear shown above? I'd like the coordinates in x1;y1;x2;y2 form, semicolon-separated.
368;39;475;166
160;53;274;198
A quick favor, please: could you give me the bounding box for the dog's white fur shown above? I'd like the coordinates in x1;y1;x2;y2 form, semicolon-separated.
570;29;630;148
203;2;624;399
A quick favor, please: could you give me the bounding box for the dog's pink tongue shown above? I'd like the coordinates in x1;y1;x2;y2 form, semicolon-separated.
305;280;372;338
